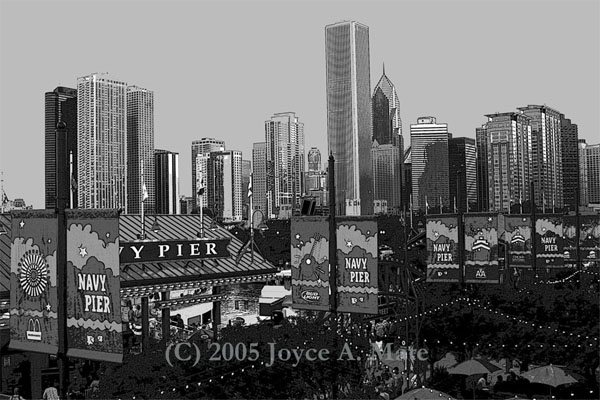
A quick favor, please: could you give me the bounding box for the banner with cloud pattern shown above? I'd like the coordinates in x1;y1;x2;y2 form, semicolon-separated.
535;214;564;269
66;210;122;363
426;216;460;282
464;213;499;283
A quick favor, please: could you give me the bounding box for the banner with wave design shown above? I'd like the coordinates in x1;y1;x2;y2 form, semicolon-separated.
426;216;459;282
504;215;532;268
66;210;122;363
9;210;59;354
535;214;564;269
464;214;499;284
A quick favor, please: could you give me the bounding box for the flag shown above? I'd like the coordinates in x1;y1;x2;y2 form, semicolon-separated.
425;196;429;215
453;196;457;214
142;184;148;202
248;175;253;198
197;178;205;196
71;176;78;192
235;239;252;265
1;192;7;205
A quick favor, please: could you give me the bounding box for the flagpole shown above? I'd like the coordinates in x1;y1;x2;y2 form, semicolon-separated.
140;159;145;240
199;169;204;239
249;173;254;264
69;151;74;209
425;195;428;216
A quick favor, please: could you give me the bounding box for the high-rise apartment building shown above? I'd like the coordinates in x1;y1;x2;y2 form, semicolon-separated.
410;117;449;211
586;143;600;204
448;137;477;212
191;138;225;210
517;105;563;210
475;126;489;211
579;139;589;205
560;116;579;211
325;20;373;216
403;147;412;211
45;86;77;209
252;142;267;216
481;112;532;212
207;151;243;222
77;73;127;211
265;112;305;220
155;149;180;214
127;86;155;214
371;68;403;214
307;147;322;172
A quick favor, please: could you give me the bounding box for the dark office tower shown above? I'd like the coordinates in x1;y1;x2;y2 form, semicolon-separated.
77;73;127;211
242;159;251;220
45;86;77;209
448;137;477;212
127;86;155;214
154;149;180;214
372;66;402;147
475;126;489;211
308;147;322;172
481;112;532;212
326;21;373;216
265;112;305;219
560;115;579;212
191;138;225;210
207;151;243;223
410;117;449;211
587;143;600;204
517;105;563;210
403;146;412;211
252;142;267;215
579;139;589;205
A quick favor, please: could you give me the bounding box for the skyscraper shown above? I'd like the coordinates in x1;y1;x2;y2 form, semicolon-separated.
45;86;77;209
252;142;267;216
207;150;243;222
265;112;305;220
586;143;600;204
77;73;127;211
579;139;589;205
191;138;225;210
410;117;449;211
127;85;155;214
371;67;403;214
403;146;412;212
517;105;563;210
480;112;532;212
560;116;579;212
155;149;180;214
448;137;477;212
475;126;489;211
325;20;373;216
307;147;322;172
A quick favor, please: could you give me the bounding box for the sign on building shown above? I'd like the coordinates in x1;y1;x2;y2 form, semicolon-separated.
119;238;231;264
66;210;122;363
9;210;59;354
426;216;460;282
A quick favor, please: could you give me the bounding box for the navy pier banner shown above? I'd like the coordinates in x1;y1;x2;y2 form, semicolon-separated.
426;216;460;282
504;215;532;268
464;214;499;283
535;214;564;268
119;238;231;263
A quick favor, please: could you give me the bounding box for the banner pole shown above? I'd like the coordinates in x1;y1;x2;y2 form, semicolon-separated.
56;121;70;398
328;153;338;399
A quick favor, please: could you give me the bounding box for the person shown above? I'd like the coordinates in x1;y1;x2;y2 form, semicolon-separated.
176;314;184;329
43;381;60;400
493;375;505;392
477;375;486;389
10;387;24;400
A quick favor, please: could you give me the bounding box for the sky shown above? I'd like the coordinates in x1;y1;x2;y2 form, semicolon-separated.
1;0;598;208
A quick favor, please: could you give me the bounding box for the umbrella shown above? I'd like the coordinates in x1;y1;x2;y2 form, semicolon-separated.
520;365;579;387
447;358;502;376
395;387;455;400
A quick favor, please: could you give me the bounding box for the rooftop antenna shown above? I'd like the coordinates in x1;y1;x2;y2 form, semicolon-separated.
383;62;386;76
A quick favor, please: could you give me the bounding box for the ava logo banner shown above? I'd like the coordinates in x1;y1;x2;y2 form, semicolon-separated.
66;210;122;363
9;210;59;354
504;215;532;268
535;214;564;268
464;214;499;284
336;219;378;314
291;217;330;311
426;216;459;282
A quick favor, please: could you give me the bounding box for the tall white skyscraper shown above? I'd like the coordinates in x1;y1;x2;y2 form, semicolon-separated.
325;20;373;216
155;149;180;214
252;142;267;216
127;85;154;214
207;151;243;222
410;117;449;211
77;73;127;211
265;112;305;220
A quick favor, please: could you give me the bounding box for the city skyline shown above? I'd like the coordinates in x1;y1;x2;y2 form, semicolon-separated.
1;0;599;208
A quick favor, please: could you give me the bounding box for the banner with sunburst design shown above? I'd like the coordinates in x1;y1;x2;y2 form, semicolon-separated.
66;210;122;363
9;210;59;354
